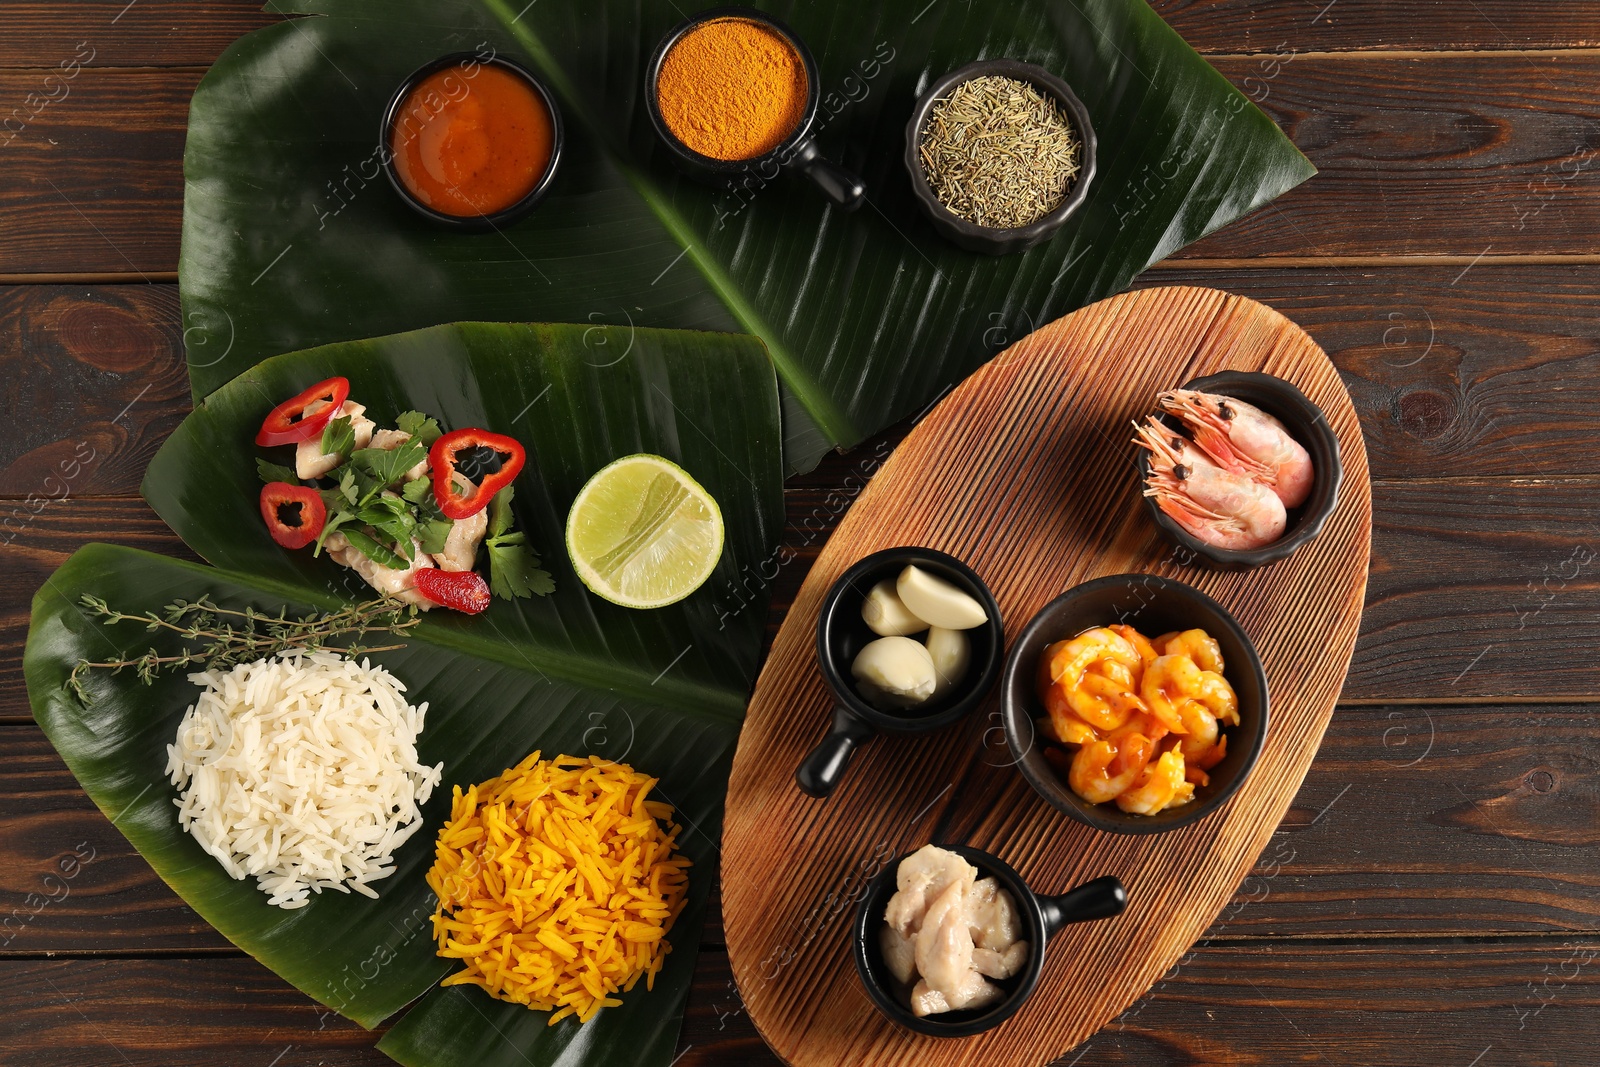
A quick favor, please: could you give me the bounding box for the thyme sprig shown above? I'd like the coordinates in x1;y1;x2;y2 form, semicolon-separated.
68;594;420;701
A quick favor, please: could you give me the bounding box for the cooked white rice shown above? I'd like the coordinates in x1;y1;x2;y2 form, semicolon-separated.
165;650;444;910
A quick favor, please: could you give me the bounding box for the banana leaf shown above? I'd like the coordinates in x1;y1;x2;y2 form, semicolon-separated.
26;323;783;1067
180;0;1314;473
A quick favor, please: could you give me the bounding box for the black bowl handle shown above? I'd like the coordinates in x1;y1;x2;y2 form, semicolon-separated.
786;139;866;212
795;705;876;798
1038;875;1128;938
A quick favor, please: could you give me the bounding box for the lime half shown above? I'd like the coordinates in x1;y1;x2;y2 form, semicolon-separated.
565;454;725;609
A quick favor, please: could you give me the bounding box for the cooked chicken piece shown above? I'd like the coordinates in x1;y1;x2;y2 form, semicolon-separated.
880;926;918;985
433;508;487;572
966;878;1022;951
910;969;1004;1018
971;941;1029;980
325;531;434;609
885;844;977;938
295;400;375;480
368;428;430;481
914;882;974;993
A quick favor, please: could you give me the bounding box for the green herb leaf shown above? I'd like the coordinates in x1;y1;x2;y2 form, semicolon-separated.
400;476;433;504
417;517;453;556
486;534;554;599
319;414;355;461
352;439;428;489
341;527;410;571
488;486;515;540
395;410;443;446
256;459;298;485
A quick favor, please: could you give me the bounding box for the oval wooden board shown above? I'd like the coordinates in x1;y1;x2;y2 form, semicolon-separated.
721;286;1372;1066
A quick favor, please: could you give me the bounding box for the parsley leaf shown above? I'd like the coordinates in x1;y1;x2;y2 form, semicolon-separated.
417;517;454;556
401;476;433;504
351;438;428;489
319;414;355;461
356;496;417;556
488;486;516;538
256;458;298;485
395;410;443;446
482;489;553;598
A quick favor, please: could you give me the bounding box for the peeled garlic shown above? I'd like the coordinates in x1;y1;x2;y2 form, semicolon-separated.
925;627;970;697
896;565;988;631
862;579;930;637
852;636;937;709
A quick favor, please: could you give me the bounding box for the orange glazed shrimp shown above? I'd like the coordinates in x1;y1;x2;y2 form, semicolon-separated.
1109;624;1159;670
1135;418;1287;551
1162;629;1225;674
1043;685;1109;743
1069;672;1145;731
1069;741;1148;804
1140;653;1201;734
1159;389;1314;509
1041;628;1141;689
1115;750;1192;815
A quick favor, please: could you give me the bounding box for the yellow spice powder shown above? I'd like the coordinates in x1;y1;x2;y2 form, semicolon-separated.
657;18;809;161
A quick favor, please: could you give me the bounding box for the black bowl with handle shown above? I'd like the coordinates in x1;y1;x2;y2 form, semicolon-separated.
853;843;1127;1037
795;547;1003;799
1001;573;1269;835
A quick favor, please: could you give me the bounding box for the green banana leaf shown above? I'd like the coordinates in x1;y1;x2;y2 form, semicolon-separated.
26;323;784;1067
181;0;1314;473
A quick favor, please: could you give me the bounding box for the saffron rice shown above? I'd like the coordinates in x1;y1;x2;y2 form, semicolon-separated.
426;752;691;1024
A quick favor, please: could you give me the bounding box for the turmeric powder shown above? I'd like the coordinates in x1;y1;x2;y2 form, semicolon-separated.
656;18;808;162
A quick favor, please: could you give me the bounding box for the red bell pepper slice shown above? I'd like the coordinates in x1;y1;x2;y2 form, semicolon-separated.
259;482;327;550
414;568;492;614
255;376;351;447
429;428;526;520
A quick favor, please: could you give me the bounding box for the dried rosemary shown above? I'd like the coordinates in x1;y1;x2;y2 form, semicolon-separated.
920;75;1081;230
67;594;421;701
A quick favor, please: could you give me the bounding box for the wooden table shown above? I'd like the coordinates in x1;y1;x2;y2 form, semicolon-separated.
4;3;1598;1064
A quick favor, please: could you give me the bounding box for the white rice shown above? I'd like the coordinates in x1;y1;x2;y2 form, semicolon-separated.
165;650;444;910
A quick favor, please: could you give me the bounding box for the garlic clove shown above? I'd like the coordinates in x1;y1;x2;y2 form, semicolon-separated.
896;565;989;630
861;579;930;636
925;626;971;697
852;636;937;709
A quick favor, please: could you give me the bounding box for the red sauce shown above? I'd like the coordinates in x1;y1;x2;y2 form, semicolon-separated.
391;62;554;217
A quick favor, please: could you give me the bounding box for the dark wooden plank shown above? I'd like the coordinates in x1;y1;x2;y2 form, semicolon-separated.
1185;52;1600;259
0;69;197;275
9;938;1596;1067
1150;0;1600;54
0;2;277;68
13;53;1600;272
0;286;189;498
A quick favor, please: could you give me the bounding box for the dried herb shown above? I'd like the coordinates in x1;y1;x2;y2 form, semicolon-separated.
920;75;1082;229
67;594;421;701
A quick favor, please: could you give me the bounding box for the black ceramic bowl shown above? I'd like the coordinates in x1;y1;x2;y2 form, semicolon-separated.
795;548;1003;798
853;844;1127;1037
1000;574;1269;835
380;52;565;231
645;6;866;210
905;59;1097;255
1137;371;1343;570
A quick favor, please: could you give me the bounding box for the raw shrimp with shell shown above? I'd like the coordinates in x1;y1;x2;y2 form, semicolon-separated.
1159;389;1314;509
1134;418;1287;552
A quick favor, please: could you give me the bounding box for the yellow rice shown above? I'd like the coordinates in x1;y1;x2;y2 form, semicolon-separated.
426;751;691;1024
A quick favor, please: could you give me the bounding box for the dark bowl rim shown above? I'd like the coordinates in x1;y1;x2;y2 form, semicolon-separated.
903;58;1099;242
815;546;1005;734
852;844;1047;1037
1136;370;1344;569
379;51;566;231
1000;573;1270;835
643;5;822;174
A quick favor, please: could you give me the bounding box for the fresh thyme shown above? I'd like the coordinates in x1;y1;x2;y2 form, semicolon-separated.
67;594;421;701
920;75;1082;229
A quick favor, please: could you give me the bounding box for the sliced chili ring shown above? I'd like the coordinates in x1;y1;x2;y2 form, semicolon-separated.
255;376;351;447
259;482;327;550
430;428;527;520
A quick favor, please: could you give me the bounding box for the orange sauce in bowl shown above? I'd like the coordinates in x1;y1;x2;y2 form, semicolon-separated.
391;62;555;218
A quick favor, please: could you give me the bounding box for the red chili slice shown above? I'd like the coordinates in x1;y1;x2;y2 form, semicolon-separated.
255;376;351;447
414;568;492;614
429;428;527;520
259;482;327;550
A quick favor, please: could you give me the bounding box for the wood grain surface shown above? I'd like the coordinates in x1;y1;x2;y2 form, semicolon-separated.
721;287;1373;1065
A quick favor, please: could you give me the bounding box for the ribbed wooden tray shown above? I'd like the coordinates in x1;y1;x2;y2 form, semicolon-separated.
721;286;1372;1066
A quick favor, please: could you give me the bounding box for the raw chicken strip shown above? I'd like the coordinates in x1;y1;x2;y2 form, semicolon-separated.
295;401;375;480
433;508;488;572
910;969;1005;1018
971;941;1029;980
966;878;1022;950
324;531;434;609
879;926;917;985
914;882;974;993
884;844;977;938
